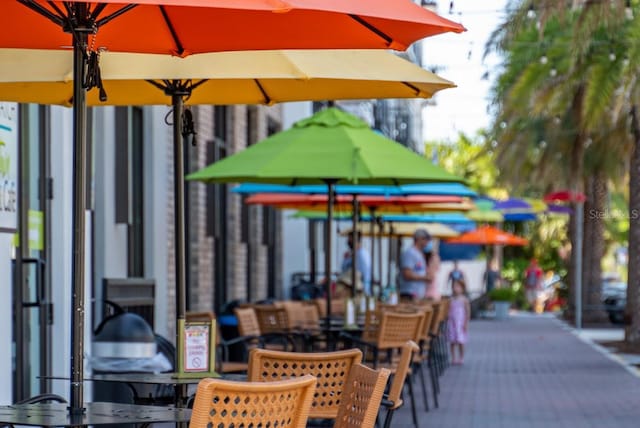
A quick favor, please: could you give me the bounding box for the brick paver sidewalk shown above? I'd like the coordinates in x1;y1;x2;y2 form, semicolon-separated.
392;314;640;427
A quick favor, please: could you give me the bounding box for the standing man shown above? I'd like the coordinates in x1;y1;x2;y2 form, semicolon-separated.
399;229;433;300
341;232;372;295
524;258;543;312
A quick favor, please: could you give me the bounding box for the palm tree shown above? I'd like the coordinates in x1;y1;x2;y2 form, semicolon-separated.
486;1;637;325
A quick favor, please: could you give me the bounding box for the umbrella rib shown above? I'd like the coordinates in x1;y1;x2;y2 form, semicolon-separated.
159;6;185;56
348;14;393;46
18;0;65;26
253;79;273;105
95;5;138;28
402;81;423;96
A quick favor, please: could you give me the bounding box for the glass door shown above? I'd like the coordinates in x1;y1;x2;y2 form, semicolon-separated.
13;104;51;401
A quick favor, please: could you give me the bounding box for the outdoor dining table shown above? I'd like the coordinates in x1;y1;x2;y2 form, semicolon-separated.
0;401;190;427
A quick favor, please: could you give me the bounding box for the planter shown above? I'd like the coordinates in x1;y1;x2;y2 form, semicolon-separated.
494;301;511;320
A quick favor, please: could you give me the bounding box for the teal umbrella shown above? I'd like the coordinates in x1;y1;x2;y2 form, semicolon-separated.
188;108;463;322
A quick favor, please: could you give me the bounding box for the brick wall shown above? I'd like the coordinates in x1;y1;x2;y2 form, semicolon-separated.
164;103;283;336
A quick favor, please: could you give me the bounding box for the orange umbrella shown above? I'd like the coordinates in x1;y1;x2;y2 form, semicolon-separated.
244;193;471;213
5;1;465;53
446;225;528;246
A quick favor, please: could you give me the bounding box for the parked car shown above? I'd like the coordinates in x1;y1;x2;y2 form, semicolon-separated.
602;280;627;324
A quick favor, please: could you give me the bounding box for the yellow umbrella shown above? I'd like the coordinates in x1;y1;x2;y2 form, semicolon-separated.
341;222;460;238
0;48;455;106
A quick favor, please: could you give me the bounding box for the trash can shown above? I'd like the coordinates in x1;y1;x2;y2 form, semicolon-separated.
91;312;174;410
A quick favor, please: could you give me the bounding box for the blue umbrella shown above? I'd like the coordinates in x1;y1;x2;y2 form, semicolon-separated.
233;182;476;197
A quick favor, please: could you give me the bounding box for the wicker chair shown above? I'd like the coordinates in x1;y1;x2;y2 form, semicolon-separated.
411;305;437;411
235;306;293;351
252;304;299;351
381;341;420;428
333;363;391;428
343;311;424;368
189;375;317;428
247;347;363;420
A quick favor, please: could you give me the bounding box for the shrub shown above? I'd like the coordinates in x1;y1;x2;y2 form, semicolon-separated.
488;287;515;302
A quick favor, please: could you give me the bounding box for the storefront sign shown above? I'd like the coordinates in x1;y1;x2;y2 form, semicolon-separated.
0;103;17;233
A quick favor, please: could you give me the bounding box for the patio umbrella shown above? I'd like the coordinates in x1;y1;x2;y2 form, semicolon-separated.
188;107;464;323
1;0;464;412
233;181;477;197
0;46;458;389
446;225;528;246
342;222;460;239
0;48;456;106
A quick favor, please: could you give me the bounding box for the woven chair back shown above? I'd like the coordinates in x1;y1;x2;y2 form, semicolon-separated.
377;312;425;350
189;375;316;428
253;305;289;334
234;307;261;337
428;302;442;336
334;363;391;428
247;348;362;419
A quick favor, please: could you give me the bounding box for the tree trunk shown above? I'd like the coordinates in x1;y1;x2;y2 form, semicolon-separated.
582;171;608;323
566;86;586;323
626;106;640;342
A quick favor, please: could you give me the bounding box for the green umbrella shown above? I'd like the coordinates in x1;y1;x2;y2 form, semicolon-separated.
187;107;463;324
187;108;461;185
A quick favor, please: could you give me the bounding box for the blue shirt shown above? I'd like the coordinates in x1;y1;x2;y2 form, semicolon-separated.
341;247;372;295
399;246;427;299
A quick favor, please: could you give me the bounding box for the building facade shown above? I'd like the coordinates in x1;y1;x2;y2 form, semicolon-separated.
3;102;283;403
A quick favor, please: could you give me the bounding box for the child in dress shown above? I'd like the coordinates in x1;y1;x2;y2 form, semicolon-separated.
447;279;470;365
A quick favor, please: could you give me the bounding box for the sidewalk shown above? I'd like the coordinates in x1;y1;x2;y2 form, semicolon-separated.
393;313;640;427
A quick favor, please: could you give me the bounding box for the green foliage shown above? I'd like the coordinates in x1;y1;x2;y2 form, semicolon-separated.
488;287;515;302
424;133;504;197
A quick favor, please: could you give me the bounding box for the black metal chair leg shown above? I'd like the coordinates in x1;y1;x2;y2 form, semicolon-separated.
407;372;419;428
383;409;395;428
416;362;429;412
429;357;440;409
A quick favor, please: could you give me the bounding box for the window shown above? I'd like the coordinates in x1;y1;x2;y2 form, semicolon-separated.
114;107;144;277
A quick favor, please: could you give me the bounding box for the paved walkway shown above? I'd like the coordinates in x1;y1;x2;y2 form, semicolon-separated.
392;314;640;427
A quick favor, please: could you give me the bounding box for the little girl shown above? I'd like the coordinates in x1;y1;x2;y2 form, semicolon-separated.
447;279;470;365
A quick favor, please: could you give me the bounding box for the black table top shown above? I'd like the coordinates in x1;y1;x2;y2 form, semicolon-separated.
46;372;213;385
0;401;191;427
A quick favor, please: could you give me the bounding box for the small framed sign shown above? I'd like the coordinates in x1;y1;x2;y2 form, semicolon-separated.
175;315;219;378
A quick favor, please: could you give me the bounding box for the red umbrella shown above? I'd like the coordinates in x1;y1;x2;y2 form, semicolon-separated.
245;193;463;206
543;190;586;202
447;225;528;246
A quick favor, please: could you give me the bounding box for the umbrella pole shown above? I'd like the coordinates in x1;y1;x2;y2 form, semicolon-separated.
377;218;383;289
351;195;359;298
324;180;336;334
387;226;393;289
369;207;376;294
69;24;88;415
172;94;188;359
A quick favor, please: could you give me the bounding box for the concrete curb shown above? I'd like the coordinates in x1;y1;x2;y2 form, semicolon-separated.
551;315;640;379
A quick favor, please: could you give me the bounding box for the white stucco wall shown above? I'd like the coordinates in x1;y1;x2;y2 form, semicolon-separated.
143;106;170;336
0;234;14;403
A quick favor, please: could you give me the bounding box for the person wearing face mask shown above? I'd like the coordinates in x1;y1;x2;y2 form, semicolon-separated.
398;229;434;300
